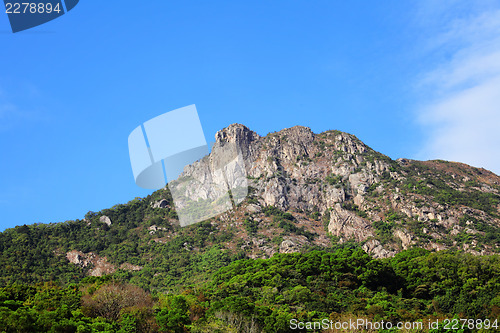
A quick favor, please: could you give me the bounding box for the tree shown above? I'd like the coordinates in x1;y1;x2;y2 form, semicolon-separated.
81;282;153;321
156;295;191;333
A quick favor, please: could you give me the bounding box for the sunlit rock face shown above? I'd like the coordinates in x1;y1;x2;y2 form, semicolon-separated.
163;123;500;258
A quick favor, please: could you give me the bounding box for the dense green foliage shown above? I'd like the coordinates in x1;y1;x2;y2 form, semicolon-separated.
0;249;498;332
0;278;158;332
0;191;243;292
207;249;500;331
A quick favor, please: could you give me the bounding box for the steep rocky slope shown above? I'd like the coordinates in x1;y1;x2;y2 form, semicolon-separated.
171;123;500;258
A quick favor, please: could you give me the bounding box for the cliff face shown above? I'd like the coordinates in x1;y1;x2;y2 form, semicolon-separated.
179;123;500;258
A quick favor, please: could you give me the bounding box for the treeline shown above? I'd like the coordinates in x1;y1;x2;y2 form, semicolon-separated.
0;249;499;332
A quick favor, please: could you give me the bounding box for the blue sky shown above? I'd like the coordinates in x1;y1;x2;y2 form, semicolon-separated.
1;1;499;230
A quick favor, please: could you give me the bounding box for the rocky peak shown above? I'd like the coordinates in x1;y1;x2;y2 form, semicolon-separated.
215;123;260;146
166;124;500;258
278;126;315;143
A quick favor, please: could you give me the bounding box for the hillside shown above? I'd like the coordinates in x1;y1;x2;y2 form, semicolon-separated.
1;124;499;290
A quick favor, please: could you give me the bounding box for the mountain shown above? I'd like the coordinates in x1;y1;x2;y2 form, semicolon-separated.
1;124;500;332
206;124;500;258
0;124;499;290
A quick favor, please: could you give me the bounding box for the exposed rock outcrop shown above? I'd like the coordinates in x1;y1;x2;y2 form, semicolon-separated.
66;250;115;276
328;204;373;242
362;239;395;259
279;236;309;254
99;215;112;226
66;250;142;276
152;199;169;208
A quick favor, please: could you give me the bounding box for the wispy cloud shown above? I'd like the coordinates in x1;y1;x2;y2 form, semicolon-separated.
415;2;500;175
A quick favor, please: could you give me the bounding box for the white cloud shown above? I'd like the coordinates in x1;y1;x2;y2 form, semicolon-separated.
415;3;500;175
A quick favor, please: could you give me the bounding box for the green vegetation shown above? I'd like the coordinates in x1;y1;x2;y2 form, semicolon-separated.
325;174;343;186
0;191;241;292
341;202;368;219
0;249;498;332
400;163;500;216
372;220;395;245
243;217;259;235
263;206;316;241
460;215;500;245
